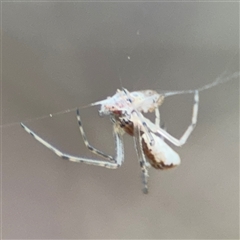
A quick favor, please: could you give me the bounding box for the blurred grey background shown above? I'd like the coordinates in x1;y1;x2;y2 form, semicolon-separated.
2;2;239;239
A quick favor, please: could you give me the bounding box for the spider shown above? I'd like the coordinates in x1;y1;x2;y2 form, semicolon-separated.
20;89;199;194
20;70;238;193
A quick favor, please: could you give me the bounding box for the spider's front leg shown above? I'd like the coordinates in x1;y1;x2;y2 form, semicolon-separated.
75;109;125;168
20;110;125;169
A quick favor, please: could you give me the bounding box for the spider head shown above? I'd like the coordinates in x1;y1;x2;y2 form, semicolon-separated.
130;90;165;113
96;88;134;117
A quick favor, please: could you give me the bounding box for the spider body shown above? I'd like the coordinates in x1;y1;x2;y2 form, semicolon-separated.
20;89;199;193
20;70;239;193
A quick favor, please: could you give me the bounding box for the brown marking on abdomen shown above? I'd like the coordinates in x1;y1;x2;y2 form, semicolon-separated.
117;117;175;170
141;138;175;170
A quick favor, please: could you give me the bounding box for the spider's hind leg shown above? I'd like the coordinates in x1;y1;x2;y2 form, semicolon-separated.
133;122;150;194
154;107;167;140
156;90;199;146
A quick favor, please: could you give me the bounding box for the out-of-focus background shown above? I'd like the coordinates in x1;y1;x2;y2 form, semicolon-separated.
2;2;239;239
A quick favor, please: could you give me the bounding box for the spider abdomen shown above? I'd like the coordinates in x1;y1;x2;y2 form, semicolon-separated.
141;133;181;170
117;116;181;170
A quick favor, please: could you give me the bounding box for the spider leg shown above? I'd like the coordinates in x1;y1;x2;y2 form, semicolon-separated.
154;107;167;141
133;119;150;194
154;108;160;127
76;109;124;164
20;112;124;169
155;90;199;147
